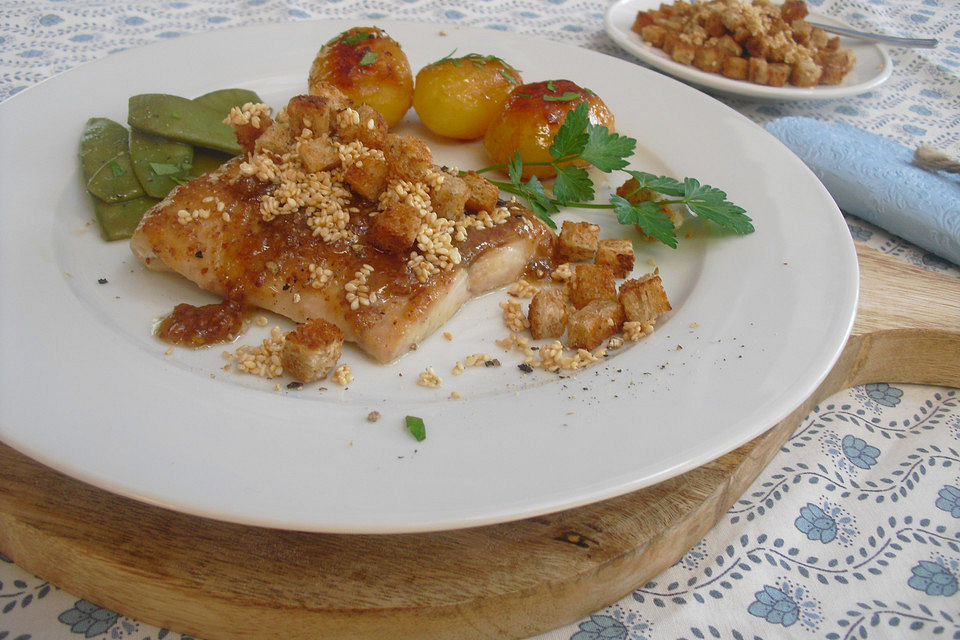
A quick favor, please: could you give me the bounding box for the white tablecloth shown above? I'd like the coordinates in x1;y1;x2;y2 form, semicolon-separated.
1;1;958;638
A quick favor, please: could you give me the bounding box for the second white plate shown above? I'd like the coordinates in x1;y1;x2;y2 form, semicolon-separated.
605;0;892;100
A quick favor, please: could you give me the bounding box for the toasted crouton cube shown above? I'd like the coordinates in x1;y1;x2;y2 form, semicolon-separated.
384;133;433;181
595;239;635;278
566;299;625;351
703;12;726;38
640;24;668;47
253;120;294;155
570;264;618;309
298;135;340;172
790;58;822;87
766;63;791;87
694;46;725;73
282;318;343;383
662;32;680;56
715;35;743;57
671;40;696;65
781;0;808;23
748;57;769;84
744;36;768;59
722;56;749;80
818;49;856;84
731;26;751;44
286;94;337;138
528;287;568;340
336;104;388;149
632;11;654;32
791;19;813;46
558;220;600;262
232;115;274;154
369;202;420;254
306;81;351;112
430;173;470;220
461;171;500;214
618;273;671;324
344;154;389;201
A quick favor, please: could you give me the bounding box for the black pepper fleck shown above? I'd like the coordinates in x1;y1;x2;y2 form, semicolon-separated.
282;283;290;290
518;363;533;373
195;250;203;258
286;381;303;390
97;278;108;284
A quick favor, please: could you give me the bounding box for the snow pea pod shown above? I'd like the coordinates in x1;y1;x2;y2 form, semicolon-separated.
128;94;242;155
129;129;194;198
85;150;145;202
78;117;127;177
80;117;145;203
92;196;158;241
194;88;263;115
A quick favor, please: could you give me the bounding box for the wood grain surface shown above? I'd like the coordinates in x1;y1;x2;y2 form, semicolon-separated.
0;243;958;640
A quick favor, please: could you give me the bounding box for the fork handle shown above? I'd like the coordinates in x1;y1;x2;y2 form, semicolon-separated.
806;21;939;48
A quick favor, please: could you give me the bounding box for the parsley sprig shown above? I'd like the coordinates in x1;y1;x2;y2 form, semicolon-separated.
475;101;754;248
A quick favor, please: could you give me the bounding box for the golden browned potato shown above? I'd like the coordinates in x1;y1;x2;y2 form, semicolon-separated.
482;79;614;179
308;27;414;128
413;53;522;140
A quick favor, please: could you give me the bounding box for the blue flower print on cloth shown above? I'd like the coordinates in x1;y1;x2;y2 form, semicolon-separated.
748;585;799;626
936;485;960;518
794;501;858;546
795;503;837;543
58;600;120;637
570;615;629;640
841;434;880;469
863;382;904;408
908;560;959;596
747;580;822;631
569;612;651;640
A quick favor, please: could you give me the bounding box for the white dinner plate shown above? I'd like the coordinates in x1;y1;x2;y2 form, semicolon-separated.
0;20;858;533
605;0;892;100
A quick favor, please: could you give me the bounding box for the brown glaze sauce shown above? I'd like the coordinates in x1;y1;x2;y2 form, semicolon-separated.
144;155;559;349
205;169;557;308
323;28;402;88
156;300;245;347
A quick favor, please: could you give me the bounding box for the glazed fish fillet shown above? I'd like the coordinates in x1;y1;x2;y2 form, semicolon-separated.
130;92;555;363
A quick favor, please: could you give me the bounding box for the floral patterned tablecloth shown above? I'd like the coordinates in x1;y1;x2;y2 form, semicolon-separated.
1;1;958;639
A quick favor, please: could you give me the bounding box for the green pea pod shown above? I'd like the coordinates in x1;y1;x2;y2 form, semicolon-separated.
79;118;128;178
128;93;242;154
129;129;194;198
91;195;158;241
194;88;263;115
189;147;234;178
86;150;146;203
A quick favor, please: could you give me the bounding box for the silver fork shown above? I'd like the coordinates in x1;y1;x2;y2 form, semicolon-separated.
806;21;939;48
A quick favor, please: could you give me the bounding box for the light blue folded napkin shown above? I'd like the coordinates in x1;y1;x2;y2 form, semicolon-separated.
765;116;960;266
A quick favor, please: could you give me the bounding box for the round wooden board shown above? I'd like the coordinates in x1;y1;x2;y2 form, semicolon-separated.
1;244;958;640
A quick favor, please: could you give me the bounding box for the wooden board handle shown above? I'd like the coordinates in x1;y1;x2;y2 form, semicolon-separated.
0;243;958;640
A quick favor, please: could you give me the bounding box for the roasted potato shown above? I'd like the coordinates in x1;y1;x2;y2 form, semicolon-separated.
413;53;522;140
308;27;414;128
482;79;614;179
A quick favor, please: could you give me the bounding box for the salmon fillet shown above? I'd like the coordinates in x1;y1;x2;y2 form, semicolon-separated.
130;91;555;363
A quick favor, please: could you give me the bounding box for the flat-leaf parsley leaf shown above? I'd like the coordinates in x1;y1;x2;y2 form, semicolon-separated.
475;102;753;246
405;415;426;442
